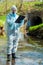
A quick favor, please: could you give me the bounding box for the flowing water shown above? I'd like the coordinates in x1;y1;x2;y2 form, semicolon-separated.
0;36;43;65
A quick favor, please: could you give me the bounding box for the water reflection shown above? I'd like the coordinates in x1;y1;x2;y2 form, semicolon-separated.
6;59;15;65
12;59;15;65
0;38;43;65
6;61;11;65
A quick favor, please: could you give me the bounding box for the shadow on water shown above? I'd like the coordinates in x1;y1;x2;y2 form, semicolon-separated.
0;37;43;65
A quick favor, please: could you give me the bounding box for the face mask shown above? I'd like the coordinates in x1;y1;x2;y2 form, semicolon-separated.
12;11;15;14
12;11;16;17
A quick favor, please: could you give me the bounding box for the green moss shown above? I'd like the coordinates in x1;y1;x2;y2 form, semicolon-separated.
29;23;43;31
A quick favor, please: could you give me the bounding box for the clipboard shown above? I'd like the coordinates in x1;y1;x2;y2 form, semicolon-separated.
15;15;25;23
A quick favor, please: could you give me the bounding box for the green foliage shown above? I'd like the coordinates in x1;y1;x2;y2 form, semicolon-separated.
23;2;43;11
0;1;43;14
0;15;6;26
0;15;6;21
0;20;4;26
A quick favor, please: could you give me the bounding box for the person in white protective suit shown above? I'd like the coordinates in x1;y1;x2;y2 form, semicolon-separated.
5;5;24;61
